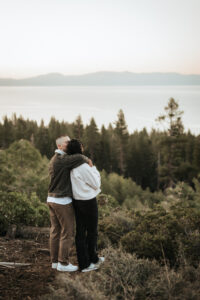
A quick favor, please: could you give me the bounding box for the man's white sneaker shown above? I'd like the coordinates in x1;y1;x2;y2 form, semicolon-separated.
57;262;78;272
52;263;58;269
81;263;99;272
98;257;105;263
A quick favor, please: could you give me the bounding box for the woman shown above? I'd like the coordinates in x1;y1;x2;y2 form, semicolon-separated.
67;139;104;272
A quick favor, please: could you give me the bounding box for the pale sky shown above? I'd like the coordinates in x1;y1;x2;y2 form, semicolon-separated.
0;0;199;78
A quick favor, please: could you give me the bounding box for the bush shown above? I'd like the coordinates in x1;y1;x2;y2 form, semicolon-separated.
123;195;150;211
121;207;200;266
177;230;200;267
41;247;200;300
0;191;49;234
101;171;164;209
0;140;49;202
97;193;118;218
99;211;134;246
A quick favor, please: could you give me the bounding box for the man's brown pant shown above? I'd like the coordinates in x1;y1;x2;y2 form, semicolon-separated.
48;202;74;264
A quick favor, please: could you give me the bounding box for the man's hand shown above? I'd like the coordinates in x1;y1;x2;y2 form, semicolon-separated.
88;159;93;167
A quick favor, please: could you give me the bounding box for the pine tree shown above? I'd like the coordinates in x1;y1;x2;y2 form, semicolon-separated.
48;117;62;140
73;115;84;139
193;136;200;172
35;120;52;158
156;98;185;188
157;98;184;137
107;123;119;173
15;115;28;140
126;129;157;191
1;116;15;148
114;109;129;175
83;118;100;164
98;125;112;172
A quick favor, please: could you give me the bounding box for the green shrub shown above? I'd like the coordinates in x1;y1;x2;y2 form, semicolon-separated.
42;247;200;300
101;170;164;209
177;230;200;267
97;193;118;218
0;140;49;202
99;211;134;246
163;181;200;211
123;195;150;211
0;191;49;234
121;207;200;266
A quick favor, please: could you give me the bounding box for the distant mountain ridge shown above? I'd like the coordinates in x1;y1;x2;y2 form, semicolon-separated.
0;72;200;86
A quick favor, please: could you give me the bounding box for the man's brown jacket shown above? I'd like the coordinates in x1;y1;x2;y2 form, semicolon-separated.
48;153;88;198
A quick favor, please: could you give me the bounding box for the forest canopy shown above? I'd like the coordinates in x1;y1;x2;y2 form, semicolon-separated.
0;98;199;191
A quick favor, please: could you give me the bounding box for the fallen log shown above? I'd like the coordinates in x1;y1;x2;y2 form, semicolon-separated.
0;262;31;268
37;248;50;254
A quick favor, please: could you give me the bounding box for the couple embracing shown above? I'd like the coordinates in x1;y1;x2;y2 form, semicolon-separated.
47;136;104;272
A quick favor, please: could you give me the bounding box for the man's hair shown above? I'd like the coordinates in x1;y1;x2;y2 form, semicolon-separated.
67;139;83;155
56;136;70;147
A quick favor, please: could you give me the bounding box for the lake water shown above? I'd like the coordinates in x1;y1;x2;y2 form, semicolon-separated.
0;86;200;134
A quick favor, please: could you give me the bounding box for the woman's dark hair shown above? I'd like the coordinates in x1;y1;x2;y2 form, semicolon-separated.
67;139;83;155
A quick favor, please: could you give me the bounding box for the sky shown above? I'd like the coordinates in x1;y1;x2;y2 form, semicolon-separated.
0;0;199;78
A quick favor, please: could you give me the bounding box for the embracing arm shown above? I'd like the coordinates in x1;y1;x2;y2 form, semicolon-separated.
79;164;101;190
61;153;89;170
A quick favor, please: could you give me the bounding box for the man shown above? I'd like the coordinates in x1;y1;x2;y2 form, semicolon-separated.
47;136;90;272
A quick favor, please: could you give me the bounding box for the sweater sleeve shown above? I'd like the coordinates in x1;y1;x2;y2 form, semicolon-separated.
79;164;101;190
61;154;89;170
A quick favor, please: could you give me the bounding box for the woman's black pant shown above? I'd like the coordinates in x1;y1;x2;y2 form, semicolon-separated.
73;197;99;270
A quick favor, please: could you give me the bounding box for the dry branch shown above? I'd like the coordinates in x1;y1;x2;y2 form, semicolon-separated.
0;262;31;268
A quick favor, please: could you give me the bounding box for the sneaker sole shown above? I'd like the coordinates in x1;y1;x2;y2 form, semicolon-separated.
57;268;78;272
82;267;98;272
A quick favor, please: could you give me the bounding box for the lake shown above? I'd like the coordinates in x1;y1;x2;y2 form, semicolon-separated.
0;85;200;134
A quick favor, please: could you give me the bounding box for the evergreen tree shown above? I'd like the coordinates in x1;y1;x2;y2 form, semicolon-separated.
156;98;185;188
73;115;84;139
48;117;62;141
0;122;4;148
193;136;200;172
126;129;157;191
1;116;15;148
35;120;52;158
114;109;129;175
157;98;184;137
107;123;119;173
83;118;100;164
185;131;195;164
98;125;112;172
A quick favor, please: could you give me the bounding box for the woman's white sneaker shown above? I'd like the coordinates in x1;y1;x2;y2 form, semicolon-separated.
95;257;105;266
81;263;99;272
98;257;105;263
57;262;78;272
52;263;58;269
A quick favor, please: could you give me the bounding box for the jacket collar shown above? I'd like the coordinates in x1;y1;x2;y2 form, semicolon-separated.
55;149;66;155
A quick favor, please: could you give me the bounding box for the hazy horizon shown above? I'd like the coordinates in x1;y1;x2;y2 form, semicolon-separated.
1;71;200;80
0;0;199;78
1;85;199;135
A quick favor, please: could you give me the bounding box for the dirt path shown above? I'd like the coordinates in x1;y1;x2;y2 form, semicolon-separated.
0;237;57;300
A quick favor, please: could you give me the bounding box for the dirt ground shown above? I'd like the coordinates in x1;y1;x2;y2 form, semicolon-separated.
0;235;64;300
